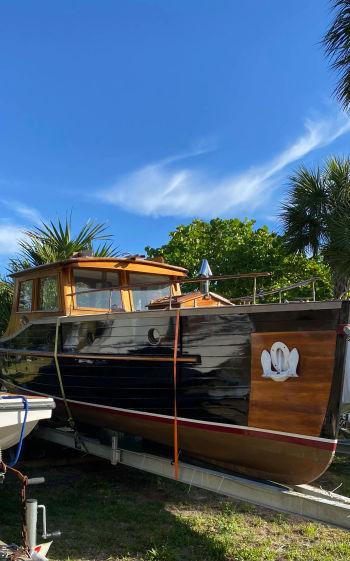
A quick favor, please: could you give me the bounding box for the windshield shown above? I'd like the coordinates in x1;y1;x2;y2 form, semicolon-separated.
73;269;123;310
129;273;171;311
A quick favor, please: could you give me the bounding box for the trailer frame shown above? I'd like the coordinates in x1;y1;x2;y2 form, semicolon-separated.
36;425;350;531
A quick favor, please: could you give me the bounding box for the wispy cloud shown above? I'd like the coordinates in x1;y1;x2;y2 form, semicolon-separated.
0;222;23;255
0;201;42;258
98;112;350;218
1;200;42;225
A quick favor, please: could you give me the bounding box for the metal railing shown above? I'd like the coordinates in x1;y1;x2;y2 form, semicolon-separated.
66;273;319;312
230;277;320;305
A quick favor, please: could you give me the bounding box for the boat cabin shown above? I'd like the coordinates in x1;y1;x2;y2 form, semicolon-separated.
5;256;228;336
5;257;185;332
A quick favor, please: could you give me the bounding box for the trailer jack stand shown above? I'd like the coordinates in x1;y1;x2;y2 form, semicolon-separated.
25;477;61;559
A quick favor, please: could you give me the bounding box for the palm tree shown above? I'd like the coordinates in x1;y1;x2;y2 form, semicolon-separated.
324;0;350;109
8;216;119;273
0;217;119;334
280;157;350;298
0;279;13;335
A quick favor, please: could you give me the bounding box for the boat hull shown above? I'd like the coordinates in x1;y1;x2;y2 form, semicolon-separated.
50;397;335;485
0;301;348;484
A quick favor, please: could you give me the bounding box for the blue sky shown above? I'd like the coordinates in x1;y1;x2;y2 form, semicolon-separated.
0;0;349;271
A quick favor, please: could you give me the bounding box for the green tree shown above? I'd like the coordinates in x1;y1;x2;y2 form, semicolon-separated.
280;157;350;298
145;218;332;301
324;0;350;110
0;217;119;335
0;279;13;335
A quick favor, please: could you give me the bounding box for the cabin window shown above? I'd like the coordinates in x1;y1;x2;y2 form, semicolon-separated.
18;280;33;311
129;273;170;311
73;269;122;310
38;276;59;311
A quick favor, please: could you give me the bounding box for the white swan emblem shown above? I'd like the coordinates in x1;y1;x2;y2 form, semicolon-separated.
261;342;299;382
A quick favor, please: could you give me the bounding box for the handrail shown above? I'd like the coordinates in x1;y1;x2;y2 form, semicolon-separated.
231;277;319;304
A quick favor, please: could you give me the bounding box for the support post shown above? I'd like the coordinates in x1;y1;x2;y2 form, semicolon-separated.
25;499;38;550
111;435;119;465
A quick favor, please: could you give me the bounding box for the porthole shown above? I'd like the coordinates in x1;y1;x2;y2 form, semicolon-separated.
148;328;161;345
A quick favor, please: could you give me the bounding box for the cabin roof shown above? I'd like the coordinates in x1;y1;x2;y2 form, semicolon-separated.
148;290;234;308
10;257;188;278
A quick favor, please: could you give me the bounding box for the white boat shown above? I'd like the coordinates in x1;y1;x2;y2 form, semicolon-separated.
0;392;55;451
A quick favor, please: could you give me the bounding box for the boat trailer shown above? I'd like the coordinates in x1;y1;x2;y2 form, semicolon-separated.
36;425;350;531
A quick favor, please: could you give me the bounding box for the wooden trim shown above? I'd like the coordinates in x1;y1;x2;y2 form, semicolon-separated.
10;258;188;278
16;274;63;315
119;270;131;312
73;261;185;276
248;330;337;437
0;347;199;363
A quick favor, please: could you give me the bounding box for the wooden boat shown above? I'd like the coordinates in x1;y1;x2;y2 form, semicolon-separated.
0;255;349;484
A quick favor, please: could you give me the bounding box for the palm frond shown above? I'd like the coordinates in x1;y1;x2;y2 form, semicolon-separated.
94;242;121;258
324;202;350;277
323;0;350;109
279;165;328;256
0;278;13;335
11;216;119;271
326;156;350;204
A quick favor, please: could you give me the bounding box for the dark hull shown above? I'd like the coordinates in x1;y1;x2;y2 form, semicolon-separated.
0;301;348;484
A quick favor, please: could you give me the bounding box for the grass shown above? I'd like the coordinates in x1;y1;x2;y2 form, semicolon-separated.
1;451;350;561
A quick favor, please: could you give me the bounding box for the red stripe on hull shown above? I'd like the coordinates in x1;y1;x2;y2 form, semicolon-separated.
69;399;337;451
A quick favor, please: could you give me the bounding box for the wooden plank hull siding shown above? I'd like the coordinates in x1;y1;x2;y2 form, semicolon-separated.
249;331;337;436
0;301;348;484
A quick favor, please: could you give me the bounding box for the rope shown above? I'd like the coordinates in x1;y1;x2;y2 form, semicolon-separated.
173;309;180;480
54;318;75;429
1;396;28;467
54;319;89;453
1;460;30;555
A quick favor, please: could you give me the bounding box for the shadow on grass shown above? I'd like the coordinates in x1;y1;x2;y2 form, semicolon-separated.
2;452;350;561
0;459;234;561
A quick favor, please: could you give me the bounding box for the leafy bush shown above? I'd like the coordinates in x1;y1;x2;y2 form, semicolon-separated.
146;218;332;301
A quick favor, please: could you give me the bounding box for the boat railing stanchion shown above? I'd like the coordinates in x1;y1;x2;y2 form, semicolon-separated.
253;276;257;305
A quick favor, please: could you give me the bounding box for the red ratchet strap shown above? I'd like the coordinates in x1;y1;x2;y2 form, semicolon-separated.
173;309;180;479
